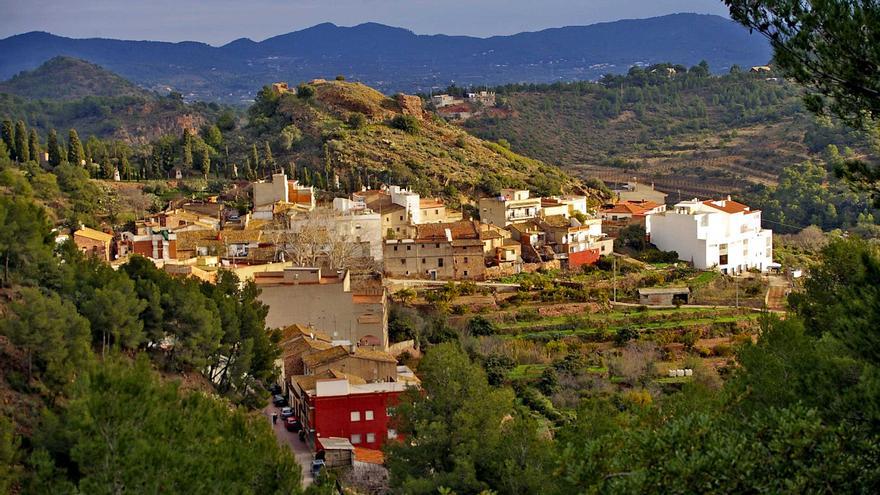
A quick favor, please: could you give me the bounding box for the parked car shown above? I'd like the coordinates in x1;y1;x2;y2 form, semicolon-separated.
280;407;294;419
272;395;287;407
269;383;282;395
284;416;301;432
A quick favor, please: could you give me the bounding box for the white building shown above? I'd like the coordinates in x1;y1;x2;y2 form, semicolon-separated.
479;189;542;227
289;208;384;262
650;198;773;273
253;172;316;211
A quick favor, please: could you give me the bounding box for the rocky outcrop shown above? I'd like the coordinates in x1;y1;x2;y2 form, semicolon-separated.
395;93;425;120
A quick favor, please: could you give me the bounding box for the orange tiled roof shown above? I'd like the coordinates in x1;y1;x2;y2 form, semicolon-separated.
416;220;480;241
354;447;385;464
280;323;333;343
703;200;753;214
419;198;445;209
74;227;114;243
602;202;650;215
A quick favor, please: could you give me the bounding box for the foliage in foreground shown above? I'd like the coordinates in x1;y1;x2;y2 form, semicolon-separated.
23;356;302;494
385;238;880;494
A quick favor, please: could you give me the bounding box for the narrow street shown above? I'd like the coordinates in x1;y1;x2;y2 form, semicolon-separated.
262;404;315;488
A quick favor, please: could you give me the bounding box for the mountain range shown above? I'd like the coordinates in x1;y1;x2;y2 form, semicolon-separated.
0;14;771;103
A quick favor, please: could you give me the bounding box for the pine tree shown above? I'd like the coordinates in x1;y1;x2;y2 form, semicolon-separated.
47;129;62;167
14;121;28;163
67;129;84;166
0;121;13;159
263;142;275;173
28;129;40;163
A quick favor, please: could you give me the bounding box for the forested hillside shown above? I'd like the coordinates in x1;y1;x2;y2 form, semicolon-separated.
0;142;304;492
0;57;227;143
463;64;876;199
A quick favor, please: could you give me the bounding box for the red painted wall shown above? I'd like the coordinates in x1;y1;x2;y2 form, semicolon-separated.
568;248;601;268
313;391;402;450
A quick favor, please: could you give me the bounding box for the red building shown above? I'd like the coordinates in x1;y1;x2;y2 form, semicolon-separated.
290;370;418;451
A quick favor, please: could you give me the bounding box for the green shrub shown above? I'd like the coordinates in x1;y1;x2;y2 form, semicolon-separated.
390;115;420;134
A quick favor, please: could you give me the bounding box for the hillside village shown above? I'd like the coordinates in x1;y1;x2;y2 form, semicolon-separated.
58;138;782;483
2;4;879;491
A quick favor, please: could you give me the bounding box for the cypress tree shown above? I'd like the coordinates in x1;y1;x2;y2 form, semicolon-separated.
68;129;84;166
14;120;28;163
182;129;193;170
263;141;275;173
28;129;40;163
47;129;62;167
1;121;13;159
198;146;211;177
250;144;260;178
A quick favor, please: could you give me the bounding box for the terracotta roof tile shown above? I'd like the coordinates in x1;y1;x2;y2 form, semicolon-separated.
416;220;480;241
74;227;113;243
703;200;752;214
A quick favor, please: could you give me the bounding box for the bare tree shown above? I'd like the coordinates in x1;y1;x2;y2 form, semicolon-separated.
607;341;659;386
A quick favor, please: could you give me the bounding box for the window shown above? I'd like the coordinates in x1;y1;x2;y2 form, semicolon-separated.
463;257;468;263
365;410;374;421
386;407;394;417
438;258;444;267
387;429;398;439
366;433;376;443
350;411;361;422
400;259;406;265
463;270;469;277
393;246;398;252
399;215;404;221
435;209;439;214
436;243;440;248
351;434;362;444
719;254;729;265
406;245;411;251
422;258;426;264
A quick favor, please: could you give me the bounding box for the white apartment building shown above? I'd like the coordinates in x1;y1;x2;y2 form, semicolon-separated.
479;189;542;227
650;198;773;274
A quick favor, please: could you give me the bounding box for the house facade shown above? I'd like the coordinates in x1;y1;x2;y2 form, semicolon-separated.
537;215;612;268
73;227;114;262
383;220;485;280
290;376;410;451
255;268;388;348
479;189;542;227
650;198;773;273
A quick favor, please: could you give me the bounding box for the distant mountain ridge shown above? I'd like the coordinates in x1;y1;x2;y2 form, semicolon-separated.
0;14;772;102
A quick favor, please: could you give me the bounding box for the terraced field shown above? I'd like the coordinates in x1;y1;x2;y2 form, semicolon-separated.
495;306;761;342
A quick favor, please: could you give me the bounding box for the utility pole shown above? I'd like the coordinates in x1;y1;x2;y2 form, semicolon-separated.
613;255;617;303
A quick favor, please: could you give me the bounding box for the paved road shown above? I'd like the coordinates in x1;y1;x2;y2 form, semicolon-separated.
263;404;314;488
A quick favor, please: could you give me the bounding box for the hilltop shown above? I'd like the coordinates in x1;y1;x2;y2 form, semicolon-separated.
0;56;148;100
0;57;225;143
0;14;772;102
238;80;586;199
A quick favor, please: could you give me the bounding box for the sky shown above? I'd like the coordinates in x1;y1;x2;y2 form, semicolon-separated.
0;0;730;45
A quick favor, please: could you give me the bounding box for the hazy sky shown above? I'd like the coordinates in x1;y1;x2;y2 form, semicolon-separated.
0;0;730;45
